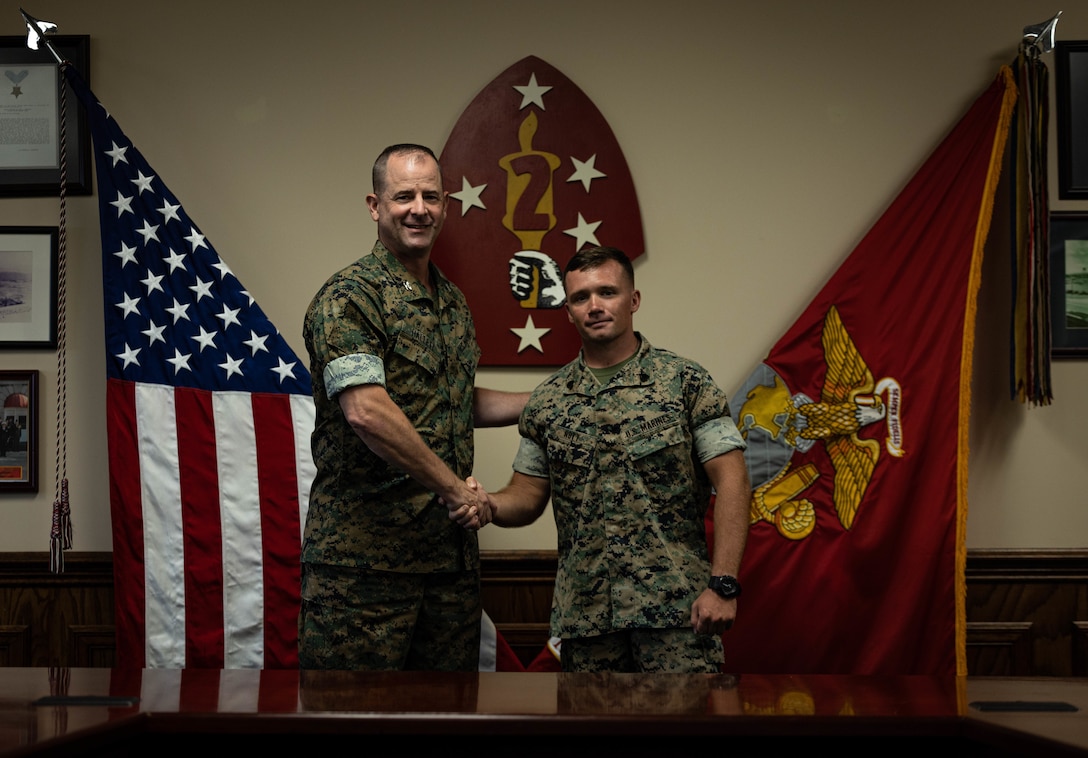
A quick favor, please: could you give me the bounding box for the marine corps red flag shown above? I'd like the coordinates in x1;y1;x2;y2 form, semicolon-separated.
721;67;1017;676
433;56;644;366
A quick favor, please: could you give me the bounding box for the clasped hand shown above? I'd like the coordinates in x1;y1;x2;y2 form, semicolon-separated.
439;476;492;531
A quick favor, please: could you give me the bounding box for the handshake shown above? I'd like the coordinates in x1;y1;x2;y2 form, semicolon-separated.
440;476;493;531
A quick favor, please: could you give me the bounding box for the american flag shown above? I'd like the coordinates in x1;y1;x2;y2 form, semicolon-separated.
64;66;316;669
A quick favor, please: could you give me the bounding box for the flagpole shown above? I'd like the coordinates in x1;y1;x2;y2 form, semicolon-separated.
19;8;74;570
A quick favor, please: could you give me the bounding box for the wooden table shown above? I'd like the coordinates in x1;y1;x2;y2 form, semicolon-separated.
2;669;1086;755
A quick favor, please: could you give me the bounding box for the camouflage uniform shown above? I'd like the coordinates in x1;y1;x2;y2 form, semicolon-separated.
300;241;481;668
513;335;746;654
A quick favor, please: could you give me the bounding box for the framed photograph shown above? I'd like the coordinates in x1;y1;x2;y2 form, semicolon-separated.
0;370;38;493
0;227;58;348
1056;41;1088;200
0;34;90;196
1050;212;1088;358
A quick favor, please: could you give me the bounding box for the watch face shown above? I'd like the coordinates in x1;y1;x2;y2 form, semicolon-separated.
711;576;741;599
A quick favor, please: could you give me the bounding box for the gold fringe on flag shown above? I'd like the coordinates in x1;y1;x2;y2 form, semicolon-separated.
956;65;1019;676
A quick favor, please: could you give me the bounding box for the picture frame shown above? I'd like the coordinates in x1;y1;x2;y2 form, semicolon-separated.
1056;41;1088;200
1049;212;1088;358
0;369;39;493
0;227;58;348
0;34;91;196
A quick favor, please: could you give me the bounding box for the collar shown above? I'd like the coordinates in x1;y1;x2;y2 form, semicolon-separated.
566;333;653;394
370;240;446;298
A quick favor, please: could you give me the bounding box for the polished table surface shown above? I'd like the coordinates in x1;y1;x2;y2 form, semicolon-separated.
2;669;1088;755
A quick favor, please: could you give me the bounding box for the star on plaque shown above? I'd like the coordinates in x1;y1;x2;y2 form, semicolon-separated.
433;55;645;367
563;213;602;250
511;315;550;353
450;176;487;215
513;72;552;110
568;154;606;192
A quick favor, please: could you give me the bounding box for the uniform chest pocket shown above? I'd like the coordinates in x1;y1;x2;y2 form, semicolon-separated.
545;427;595;470
391;329;439;376
625;419;686;461
625;420;690;492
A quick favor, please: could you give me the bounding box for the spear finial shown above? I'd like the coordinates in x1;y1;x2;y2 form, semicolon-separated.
1022;11;1062;55
19;8;63;64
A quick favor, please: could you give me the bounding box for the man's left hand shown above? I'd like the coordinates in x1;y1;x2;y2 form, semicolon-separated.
690;589;737;636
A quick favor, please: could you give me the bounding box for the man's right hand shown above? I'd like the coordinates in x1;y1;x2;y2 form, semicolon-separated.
440;477;492;530
466;476;493;527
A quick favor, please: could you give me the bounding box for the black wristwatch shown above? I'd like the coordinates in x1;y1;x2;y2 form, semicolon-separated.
708;575;742;600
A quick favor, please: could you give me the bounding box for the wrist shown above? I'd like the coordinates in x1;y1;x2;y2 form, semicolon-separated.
708;575;741;600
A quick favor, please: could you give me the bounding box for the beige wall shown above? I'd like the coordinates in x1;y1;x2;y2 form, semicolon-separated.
0;0;1084;553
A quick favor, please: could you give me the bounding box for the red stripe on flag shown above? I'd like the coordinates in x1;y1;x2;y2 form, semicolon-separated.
107;667;143;717
175;387;225;668
179;669;221;712
252;393;303;668
258;668;301;712
106;378;146;669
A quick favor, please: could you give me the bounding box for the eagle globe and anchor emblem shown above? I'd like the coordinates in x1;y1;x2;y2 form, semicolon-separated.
734;306;904;540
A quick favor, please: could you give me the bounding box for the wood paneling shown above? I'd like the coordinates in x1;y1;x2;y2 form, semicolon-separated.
964;621;1034;676
0;553;113;668
0;625;30;667
965;549;1088;677
2;549;1086;675
480;550;556;667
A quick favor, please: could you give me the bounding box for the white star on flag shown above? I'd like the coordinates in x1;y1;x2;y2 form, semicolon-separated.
105;141;128;165
158;200;181;223
131;171;155;193
141;321;166;344
114;242;138;267
192;326;217;351
110;192;133;217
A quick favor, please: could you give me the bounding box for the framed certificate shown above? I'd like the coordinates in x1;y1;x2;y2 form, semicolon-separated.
1056;41;1088;200
0;35;90;196
0;369;39;492
1049;213;1088;358
0;226;58;348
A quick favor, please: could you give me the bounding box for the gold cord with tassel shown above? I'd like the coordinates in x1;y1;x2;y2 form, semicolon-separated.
50;61;72;573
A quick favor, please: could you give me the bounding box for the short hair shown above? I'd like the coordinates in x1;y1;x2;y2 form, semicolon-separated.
563;246;635;287
372;144;440;194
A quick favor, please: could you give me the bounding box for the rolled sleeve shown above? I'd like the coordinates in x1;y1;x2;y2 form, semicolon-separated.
693;415;747;463
512;436;549;478
323;353;385;399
